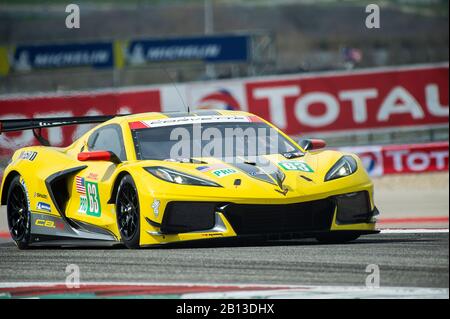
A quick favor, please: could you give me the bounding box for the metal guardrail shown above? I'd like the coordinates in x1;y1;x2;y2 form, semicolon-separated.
297;125;449;147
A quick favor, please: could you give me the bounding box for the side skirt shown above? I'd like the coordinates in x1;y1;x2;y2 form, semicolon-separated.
29;212;118;247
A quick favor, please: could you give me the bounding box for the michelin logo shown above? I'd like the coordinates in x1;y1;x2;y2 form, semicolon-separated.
37;202;51;213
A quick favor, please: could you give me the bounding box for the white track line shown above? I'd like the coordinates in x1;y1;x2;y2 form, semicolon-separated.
379;228;449;234
0;282;311;289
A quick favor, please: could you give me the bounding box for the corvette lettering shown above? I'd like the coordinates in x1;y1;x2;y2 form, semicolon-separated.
130;115;251;129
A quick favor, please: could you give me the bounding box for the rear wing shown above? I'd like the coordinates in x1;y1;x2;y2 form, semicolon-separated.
0;115;121;146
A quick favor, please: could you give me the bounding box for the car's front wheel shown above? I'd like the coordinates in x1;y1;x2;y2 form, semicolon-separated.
116;174;141;249
6;176;31;250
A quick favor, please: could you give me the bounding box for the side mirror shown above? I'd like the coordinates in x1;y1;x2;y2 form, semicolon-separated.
78;151;121;164
298;139;326;151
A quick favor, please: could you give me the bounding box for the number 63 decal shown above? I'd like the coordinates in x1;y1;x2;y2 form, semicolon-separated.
86;182;101;217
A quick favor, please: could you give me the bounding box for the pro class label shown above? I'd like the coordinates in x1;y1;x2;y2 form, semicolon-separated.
212;168;237;178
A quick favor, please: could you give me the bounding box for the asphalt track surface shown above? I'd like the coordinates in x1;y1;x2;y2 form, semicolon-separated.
0;232;448;290
0;173;448;298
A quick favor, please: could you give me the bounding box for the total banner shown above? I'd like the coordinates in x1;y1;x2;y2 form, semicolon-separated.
338;142;449;177
172;63;448;136
0;63;448;155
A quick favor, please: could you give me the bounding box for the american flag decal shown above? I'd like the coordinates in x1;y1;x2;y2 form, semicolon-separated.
76;176;86;194
196;164;229;172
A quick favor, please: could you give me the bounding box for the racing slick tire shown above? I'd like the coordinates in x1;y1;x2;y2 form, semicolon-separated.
116;174;141;249
6;176;31;250
315;232;360;244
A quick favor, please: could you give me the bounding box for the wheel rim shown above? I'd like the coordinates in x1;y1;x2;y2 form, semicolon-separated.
117;182;139;241
7;184;29;241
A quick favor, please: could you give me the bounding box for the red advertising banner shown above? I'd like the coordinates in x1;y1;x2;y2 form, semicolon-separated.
243;65;449;135
180;64;449;135
339;142;449;176
382;142;449;175
0;63;448;158
0;89;161;155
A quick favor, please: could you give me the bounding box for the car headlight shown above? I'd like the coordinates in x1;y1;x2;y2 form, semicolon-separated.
144;167;222;187
325;156;358;181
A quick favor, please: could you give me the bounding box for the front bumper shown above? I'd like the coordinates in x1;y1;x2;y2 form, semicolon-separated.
140;191;378;245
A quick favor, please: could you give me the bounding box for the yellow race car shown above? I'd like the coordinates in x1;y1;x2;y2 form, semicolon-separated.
0;110;379;249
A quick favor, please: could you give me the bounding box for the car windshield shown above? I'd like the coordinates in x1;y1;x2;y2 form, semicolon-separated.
132;121;299;161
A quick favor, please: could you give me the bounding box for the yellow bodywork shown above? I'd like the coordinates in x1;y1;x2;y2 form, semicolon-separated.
1;110;377;247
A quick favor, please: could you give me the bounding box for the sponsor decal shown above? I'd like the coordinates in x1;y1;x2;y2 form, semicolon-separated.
75;176;86;194
87;173;99;181
35;219;56;229
33;214;65;230
34;192;48;200
78;195;88;214
19;151;38;161
278;161;314;172
86;182;101;217
36;202;51;213
212;168;237;178
151;199;160;218
201;233;224;238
